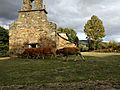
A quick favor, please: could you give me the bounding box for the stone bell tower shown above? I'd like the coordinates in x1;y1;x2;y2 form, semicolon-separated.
21;0;43;10
21;0;32;11
34;0;43;10
9;0;58;55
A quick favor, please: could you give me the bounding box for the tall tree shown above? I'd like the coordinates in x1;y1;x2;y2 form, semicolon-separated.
84;15;105;50
57;27;79;47
0;26;9;43
0;26;9;56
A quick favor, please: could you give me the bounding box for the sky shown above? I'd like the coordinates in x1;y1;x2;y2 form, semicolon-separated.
0;0;120;42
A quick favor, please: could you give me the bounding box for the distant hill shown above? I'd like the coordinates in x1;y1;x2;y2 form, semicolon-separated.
79;40;88;45
79;40;120;45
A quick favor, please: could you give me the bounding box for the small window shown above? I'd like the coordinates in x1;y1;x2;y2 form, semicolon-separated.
31;44;36;48
28;43;38;48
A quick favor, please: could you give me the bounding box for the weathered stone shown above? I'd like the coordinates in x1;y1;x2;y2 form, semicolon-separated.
9;0;57;55
21;0;32;11
9;0;76;55
34;0;43;10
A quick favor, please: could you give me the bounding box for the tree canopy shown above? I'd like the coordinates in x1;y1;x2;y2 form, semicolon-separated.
0;26;9;56
0;26;9;43
57;27;79;47
84;15;105;50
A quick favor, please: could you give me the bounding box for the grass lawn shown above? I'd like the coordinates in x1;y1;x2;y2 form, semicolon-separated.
0;52;120;89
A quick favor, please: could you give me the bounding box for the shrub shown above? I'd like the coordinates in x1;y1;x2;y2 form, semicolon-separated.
79;44;89;52
95;41;120;52
0;44;9;57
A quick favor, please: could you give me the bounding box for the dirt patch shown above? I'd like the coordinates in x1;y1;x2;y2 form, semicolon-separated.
0;81;119;90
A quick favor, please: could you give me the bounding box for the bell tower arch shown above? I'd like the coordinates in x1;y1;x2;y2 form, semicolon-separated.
21;0;44;11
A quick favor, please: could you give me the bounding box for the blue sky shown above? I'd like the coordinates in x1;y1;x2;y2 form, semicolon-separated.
0;0;120;42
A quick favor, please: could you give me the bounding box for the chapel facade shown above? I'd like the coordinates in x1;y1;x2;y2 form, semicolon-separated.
9;0;76;55
9;0;58;54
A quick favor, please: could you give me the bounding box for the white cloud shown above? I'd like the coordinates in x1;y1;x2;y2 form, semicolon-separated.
77;32;87;40
104;34;120;42
45;0;120;42
0;0;120;42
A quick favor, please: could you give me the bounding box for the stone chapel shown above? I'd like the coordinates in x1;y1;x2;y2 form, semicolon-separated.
9;0;75;55
9;0;58;54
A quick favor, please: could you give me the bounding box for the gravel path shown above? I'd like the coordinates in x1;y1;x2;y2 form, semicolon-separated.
0;57;10;60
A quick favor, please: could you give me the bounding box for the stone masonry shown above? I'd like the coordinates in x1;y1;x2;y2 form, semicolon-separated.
9;0;76;55
9;0;58;54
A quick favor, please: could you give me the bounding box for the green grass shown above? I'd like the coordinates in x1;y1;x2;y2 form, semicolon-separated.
0;52;120;89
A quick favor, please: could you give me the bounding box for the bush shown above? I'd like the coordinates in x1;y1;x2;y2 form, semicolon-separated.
0;50;9;57
79;44;89;52
95;41;120;53
97;42;108;49
0;44;9;57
